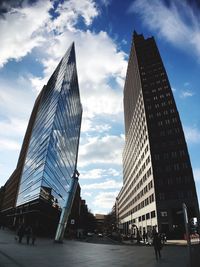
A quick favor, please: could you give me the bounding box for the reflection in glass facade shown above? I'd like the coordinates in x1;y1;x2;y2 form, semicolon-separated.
16;43;82;212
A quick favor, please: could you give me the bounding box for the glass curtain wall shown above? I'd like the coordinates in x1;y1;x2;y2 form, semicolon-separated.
16;43;82;211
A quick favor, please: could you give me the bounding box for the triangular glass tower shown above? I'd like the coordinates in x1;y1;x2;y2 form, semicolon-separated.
4;43;83;234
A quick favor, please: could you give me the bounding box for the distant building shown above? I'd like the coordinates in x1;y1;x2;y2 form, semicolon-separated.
95;214;106;232
1;43;82;235
116;32;200;238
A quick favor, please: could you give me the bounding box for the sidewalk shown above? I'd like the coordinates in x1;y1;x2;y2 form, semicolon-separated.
122;239;187;246
0;229;199;267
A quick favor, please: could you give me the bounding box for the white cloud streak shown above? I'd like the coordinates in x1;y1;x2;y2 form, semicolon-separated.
193;168;200;183
82;179;122;190
78;135;124;167
0;0;52;67
93;191;119;210
183;126;200;144
80;167;120;179
180;90;194;98
129;0;200;60
0;139;20;151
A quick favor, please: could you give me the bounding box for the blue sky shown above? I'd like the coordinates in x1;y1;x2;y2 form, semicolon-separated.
0;0;200;214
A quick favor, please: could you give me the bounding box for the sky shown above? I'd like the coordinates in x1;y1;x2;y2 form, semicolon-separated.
0;0;200;215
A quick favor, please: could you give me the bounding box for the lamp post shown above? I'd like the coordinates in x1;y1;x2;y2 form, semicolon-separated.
182;203;192;267
54;170;79;243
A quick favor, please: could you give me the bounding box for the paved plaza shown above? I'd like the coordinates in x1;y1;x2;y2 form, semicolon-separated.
0;229;199;267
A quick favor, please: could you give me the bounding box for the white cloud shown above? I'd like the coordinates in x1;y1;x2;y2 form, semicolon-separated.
93;191;119;210
183;126;200;144
0;138;20;151
0;75;38;180
184;82;190;87
51;0;99;33
180;90;194;98
0;77;36;118
78;135;124;167
82;192;93;197
82;179;122;190
81;168;105;179
0;117;27;138
0;0;52;67
193;168;200;183
24;2;127;119
129;0;200;60
107;168;121;177
81;118;111;133
31;30;127;118
80;167;120;179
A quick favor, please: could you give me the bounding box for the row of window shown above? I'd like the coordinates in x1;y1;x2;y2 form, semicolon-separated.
158;176;193;186
138;210;156;222
155;162;189;173
119;163;152;209
154;150;186;160
120;193;155;220
158;190;194;201
119;178;153;213
147;99;173;111
148;108;176;120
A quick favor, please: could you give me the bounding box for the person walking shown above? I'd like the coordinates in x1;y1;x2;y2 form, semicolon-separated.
31;226;36;245
17;223;25;243
152;232;162;260
143;230;147;244
25;225;32;245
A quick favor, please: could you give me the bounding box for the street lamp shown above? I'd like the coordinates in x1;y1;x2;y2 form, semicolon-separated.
182;203;192;267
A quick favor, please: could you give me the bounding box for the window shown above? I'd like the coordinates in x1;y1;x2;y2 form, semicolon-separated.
161;211;168;217
174;163;180;171
182;163;188;169
151;211;156;218
159;193;165;200
156;112;161;117
172;151;177;158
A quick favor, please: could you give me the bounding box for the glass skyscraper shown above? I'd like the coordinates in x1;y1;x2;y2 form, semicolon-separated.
0;43;82;233
16;43;82;211
116;32;199;238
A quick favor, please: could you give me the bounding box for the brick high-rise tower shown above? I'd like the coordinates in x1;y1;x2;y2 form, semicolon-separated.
116;32;199;238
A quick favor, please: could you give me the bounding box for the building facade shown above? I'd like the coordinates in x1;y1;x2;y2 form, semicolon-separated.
1;43;82;235
116;32;199;238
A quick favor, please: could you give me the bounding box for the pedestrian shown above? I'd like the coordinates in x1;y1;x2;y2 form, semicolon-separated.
152;232;162;260
161;233;166;244
31;226;36;245
25;225;32;245
17;223;25;243
136;229;141;244
143;230;147;244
